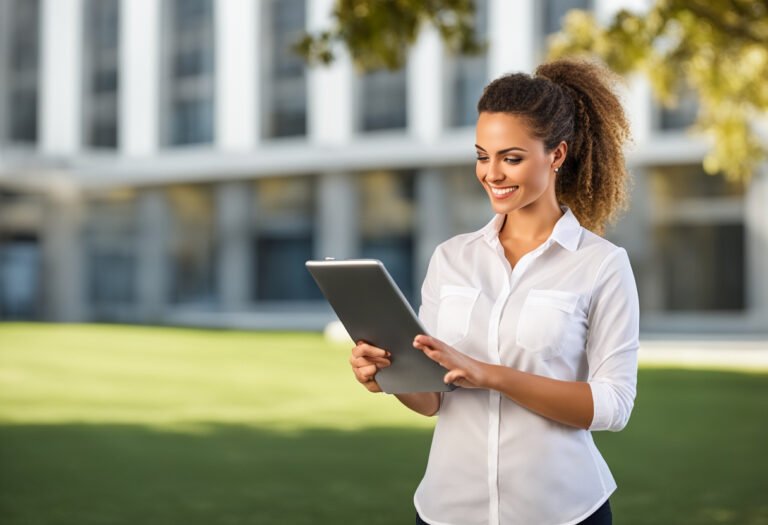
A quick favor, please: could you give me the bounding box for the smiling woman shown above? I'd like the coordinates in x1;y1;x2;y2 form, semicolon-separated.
349;57;637;525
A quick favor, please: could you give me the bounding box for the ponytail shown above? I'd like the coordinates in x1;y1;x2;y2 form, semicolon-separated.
477;58;632;234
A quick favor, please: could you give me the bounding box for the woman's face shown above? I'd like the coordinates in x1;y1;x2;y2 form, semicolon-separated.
474;112;565;215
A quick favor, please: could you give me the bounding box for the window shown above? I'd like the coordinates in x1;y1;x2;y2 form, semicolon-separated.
85;192;138;317
657;84;699;131
648;165;746;312
542;0;591;35
358;67;408;132
0;235;41;320
6;0;40;144
83;0;119;148
448;0;488;128
253;177;320;301
165;0;215;145
263;0;307;138
538;0;591;60
167;185;216;304
359;171;416;304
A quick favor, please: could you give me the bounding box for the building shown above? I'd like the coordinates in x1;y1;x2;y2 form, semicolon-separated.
0;0;766;334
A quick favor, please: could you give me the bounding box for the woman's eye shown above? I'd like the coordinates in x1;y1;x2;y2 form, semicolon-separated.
475;156;488;161
505;158;522;164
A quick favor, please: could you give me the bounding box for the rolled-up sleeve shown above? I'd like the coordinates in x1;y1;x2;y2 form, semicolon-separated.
586;248;640;432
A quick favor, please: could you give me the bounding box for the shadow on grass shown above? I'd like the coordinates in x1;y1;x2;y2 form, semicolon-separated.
1;369;767;525
0;423;433;525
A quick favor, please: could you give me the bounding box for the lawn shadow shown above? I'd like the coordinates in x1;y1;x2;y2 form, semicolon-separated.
0;423;433;525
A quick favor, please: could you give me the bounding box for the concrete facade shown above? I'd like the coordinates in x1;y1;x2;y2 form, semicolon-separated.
0;0;766;334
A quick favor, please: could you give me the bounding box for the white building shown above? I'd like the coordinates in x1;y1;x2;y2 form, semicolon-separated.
0;0;766;334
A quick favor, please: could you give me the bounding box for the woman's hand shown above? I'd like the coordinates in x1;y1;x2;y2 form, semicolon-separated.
413;334;489;389
349;340;391;393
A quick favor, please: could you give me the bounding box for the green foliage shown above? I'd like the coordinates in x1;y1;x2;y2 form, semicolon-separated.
547;0;768;182
294;0;487;72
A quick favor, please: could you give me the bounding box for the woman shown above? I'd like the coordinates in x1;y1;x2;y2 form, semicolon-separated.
349;57;639;525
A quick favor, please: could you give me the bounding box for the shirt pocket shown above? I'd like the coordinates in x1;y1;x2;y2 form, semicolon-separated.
516;289;580;360
436;285;481;346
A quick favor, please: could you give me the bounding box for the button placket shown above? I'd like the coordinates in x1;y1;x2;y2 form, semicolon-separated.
487;239;553;525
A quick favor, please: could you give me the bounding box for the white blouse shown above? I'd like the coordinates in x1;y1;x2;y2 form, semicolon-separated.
412;206;640;525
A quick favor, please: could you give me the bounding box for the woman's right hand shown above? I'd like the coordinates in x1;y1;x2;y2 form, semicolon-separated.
349;340;391;393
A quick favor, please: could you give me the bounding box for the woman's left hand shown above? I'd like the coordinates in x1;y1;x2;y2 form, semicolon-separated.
413;334;489;389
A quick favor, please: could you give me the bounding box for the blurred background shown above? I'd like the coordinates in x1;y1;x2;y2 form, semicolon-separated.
0;1;767;524
0;0;765;335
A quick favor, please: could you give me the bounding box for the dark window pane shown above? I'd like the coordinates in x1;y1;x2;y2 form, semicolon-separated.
9;90;38;142
360;68;407;131
85;0;119;149
266;0;306;138
255;235;322;301
655;223;745;311
0;240;41;320
543;0;591;35
172;99;213;145
89;252;136;304
168;186;216;304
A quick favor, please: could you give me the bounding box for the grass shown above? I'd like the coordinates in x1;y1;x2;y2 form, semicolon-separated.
0;323;767;525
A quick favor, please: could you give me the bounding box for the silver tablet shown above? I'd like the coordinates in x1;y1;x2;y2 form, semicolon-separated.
306;258;458;394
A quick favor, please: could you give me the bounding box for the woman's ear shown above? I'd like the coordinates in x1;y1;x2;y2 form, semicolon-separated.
552;141;568;171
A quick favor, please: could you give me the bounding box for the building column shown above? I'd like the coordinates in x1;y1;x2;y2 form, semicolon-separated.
408;22;444;142
215;0;259;150
42;181;85;321
307;0;355;145
315;172;358;260
215;181;252;310
488;0;535;77
137;189;170;321
746;164;768;330
40;0;83;155
120;0;162;155
414;168;452;291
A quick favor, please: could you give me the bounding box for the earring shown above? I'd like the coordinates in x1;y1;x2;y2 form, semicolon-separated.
554;167;560;173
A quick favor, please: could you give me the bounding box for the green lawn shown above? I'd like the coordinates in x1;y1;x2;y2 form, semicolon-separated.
0;323;766;525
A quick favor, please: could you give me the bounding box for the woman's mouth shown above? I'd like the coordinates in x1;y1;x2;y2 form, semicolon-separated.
489;185;519;200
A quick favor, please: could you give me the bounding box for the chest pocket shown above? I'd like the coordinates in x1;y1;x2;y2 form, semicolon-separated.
436;285;480;346
516;289;580;360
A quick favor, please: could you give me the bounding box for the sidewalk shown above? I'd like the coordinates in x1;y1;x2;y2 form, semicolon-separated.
639;337;768;371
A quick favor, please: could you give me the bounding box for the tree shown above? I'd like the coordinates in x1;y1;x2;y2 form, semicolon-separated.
294;0;486;72
296;0;768;183
547;0;768;183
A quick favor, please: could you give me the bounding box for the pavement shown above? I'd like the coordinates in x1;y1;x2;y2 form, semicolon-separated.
639;337;768;371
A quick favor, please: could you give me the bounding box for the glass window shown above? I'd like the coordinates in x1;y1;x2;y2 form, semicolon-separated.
263;0;307;138
6;0;40;144
84;0;120;149
84;191;138;317
648;165;746;312
658;85;699;131
358;67;407;132
253;177;320;301
654;223;745;311
448;0;488;128
166;0;215;145
542;0;591;36
359;171;416;303
167;185;216;304
0;236;41;320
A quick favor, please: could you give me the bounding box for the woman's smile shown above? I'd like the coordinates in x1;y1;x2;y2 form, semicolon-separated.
489;185;519;199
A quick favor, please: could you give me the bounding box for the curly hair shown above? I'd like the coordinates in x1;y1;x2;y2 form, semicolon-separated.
476;57;633;235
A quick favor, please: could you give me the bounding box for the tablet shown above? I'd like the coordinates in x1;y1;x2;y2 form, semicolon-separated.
306;258;458;394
